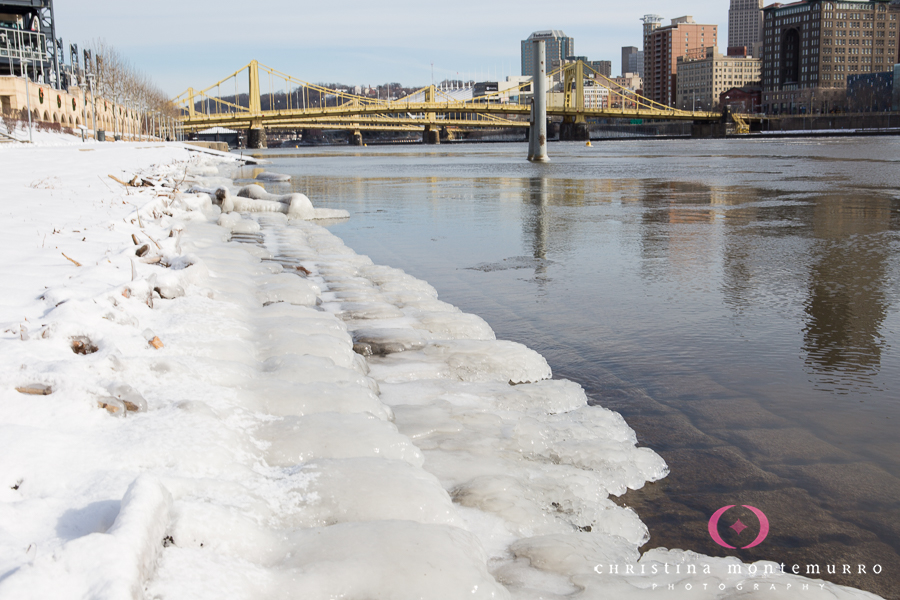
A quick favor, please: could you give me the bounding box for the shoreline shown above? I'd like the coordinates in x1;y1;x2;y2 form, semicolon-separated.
0;141;886;598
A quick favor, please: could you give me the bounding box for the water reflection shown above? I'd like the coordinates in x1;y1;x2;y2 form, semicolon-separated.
803;198;892;386
524;178;550;282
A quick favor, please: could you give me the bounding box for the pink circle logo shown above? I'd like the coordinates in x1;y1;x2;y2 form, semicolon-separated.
708;505;770;549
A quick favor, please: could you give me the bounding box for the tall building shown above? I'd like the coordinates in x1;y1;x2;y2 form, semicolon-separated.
643;14;664;50
761;0;899;114
521;31;574;78
644;16;718;107
676;47;761;110
729;0;764;56
590;59;613;77
622;46;639;75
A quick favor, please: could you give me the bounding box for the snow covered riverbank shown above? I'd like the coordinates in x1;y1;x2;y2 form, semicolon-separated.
0;143;885;599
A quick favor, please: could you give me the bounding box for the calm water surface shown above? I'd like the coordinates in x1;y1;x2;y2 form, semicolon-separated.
248;140;900;598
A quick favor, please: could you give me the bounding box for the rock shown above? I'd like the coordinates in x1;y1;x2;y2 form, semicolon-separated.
353;342;374;357
108;383;148;412
154;284;185;300
143;329;164;349
135;244;150;257
71;336;98;355
15;384;52;396
97;397;126;417
352;328;427;355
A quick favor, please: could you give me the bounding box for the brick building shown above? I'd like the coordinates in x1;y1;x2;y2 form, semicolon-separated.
761;0;898;114
644;16;718;107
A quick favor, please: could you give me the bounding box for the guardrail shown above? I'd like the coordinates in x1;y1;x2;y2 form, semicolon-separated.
0;27;48;65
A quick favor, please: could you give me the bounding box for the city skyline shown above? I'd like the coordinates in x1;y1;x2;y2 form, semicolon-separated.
54;0;728;95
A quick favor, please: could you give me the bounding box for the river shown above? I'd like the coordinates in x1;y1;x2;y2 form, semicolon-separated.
244;139;900;599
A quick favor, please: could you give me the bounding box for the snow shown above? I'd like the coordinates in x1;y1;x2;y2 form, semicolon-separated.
0;142;886;599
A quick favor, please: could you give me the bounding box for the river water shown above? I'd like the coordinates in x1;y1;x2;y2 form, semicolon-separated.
246;139;900;599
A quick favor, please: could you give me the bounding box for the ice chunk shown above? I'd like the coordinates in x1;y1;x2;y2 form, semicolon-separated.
289;458;463;528
351;327;427;356
511;379;589;414
411;310;496;340
251;379;390;421
511;408;669;495
262;355;375;390
237;183;272;199
378;379;588;414
259;413;424;466
369;340;551;384
167;501;288;564
336;302;405;321
257;274;320;307
232;219;261;234
258;332;355;369
255;172;291;182
359;265;439;296
281;521;510;599
510;532;639;578
452;473;650;544
217;212;243;229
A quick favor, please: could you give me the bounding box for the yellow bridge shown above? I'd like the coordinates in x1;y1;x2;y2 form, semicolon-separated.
173;60;725;146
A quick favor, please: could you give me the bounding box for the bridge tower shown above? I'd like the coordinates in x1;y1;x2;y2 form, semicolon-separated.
423;85;440;145
247;60;267;148
559;61;590;141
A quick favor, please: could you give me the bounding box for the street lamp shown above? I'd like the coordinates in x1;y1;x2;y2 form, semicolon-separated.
22;56;34;143
87;72;97;140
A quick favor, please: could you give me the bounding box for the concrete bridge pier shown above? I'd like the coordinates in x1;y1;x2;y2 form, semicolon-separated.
690;121;727;138
423;125;440;145
349;130;363;146
528;39;549;162
248;127;267;148
559;121;590;141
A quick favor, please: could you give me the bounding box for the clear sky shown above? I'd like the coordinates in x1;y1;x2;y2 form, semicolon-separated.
54;1;730;96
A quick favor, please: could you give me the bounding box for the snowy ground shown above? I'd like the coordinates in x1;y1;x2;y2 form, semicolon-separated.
0;142;885;599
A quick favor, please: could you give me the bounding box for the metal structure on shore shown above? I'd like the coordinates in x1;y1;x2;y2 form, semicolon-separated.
173;58;725;147
0;0;60;87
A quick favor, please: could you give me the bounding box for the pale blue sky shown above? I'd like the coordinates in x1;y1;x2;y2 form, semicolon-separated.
54;1;730;96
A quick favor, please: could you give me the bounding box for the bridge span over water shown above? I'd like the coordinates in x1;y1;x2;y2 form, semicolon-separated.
174;60;729;147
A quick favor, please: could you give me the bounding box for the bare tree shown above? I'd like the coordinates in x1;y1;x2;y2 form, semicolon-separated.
87;38;176;139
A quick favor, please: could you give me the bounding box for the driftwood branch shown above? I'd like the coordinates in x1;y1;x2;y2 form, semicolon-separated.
61;253;82;267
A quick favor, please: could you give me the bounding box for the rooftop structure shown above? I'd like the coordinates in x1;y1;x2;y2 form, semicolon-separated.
521;31;574;79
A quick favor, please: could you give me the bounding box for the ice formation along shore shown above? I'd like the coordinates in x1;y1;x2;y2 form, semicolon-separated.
0;144;884;599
